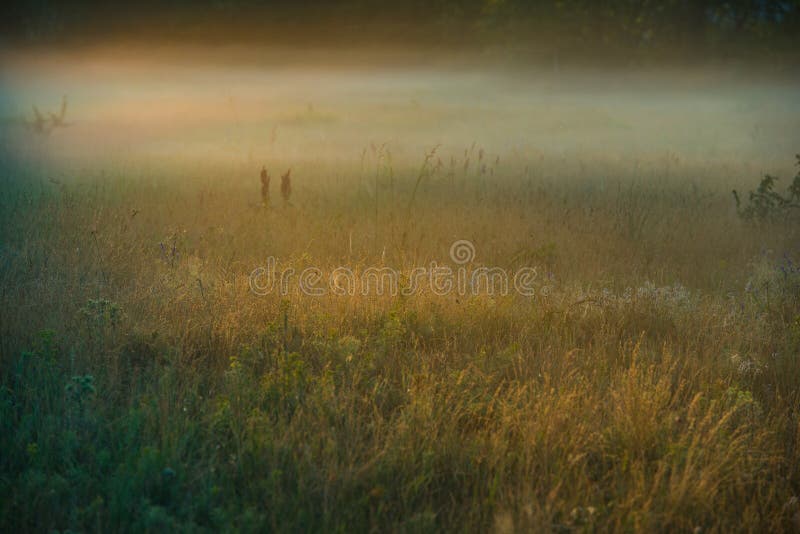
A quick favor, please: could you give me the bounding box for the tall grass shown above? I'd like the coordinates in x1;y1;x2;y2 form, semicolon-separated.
1;151;799;531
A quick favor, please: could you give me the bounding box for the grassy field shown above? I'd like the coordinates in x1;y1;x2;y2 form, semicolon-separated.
1;56;800;531
1;149;799;532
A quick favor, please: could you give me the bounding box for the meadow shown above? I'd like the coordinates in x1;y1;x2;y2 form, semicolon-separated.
1;54;800;531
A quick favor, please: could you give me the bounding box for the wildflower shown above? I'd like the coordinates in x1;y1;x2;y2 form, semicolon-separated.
281;168;292;206
260;166;271;207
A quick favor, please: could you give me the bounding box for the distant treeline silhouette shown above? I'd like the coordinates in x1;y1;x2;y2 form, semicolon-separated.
2;0;799;61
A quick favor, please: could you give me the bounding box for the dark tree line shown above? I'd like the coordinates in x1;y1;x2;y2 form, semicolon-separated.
1;0;798;59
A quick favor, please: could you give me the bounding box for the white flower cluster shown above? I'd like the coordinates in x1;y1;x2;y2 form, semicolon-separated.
588;282;693;312
729;352;766;378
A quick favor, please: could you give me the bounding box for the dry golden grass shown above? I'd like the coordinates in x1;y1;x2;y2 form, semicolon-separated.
1;150;799;531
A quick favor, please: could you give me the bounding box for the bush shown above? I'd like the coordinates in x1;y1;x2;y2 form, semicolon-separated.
733;155;800;222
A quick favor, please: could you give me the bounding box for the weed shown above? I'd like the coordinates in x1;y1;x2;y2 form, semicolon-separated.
733;154;800;222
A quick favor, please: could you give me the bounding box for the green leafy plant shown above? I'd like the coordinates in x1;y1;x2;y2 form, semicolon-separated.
733;154;800;221
65;374;96;406
80;298;122;329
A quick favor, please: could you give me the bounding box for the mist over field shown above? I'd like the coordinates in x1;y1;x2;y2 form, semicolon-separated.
2;48;799;173
2;2;800;532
